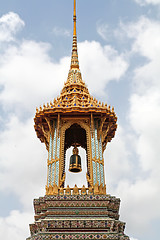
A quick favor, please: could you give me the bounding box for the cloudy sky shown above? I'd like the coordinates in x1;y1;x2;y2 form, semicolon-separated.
0;0;160;240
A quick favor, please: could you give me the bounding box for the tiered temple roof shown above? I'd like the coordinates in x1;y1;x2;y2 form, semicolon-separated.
34;0;117;152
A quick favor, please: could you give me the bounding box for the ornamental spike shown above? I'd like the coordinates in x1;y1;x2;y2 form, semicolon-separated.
70;0;80;70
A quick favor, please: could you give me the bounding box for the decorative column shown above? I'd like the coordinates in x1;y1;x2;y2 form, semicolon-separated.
91;118;105;194
46;119;61;195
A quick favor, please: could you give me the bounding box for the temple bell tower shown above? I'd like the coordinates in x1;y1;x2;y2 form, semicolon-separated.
27;1;130;239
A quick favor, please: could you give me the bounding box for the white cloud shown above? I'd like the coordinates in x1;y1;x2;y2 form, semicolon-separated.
134;0;160;5
0;40;70;115
108;16;160;237
0;115;47;210
95;15;160;239
129;92;160;172
105;125;132;189
78;41;128;96
115;175;160;236
129;17;160;94
96;22;110;41
124;16;160;59
96;22;125;43
52;26;70;37
0;12;24;42
0;210;33;240
125;16;160;171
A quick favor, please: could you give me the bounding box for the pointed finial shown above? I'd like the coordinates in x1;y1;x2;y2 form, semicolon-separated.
73;0;76;36
70;0;79;70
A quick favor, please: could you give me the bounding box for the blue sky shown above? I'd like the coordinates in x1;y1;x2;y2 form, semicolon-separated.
0;1;160;240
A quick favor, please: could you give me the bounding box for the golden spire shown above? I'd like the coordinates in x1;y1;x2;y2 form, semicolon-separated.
73;0;76;36
70;0;79;70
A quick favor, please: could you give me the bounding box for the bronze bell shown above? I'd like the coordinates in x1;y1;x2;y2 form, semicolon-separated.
69;146;82;173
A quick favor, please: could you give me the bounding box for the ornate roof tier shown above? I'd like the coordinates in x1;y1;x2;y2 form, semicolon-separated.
34;94;117;150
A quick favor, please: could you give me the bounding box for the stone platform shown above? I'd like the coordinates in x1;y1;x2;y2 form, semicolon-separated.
27;194;130;240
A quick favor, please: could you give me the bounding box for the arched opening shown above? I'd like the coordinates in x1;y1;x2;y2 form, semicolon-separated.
64;123;88;188
64;123;87;149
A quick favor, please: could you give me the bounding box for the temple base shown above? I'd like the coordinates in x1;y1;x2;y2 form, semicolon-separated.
27;195;130;240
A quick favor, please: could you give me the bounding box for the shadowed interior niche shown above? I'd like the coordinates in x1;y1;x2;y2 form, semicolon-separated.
64;123;88;187
64;123;87;150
